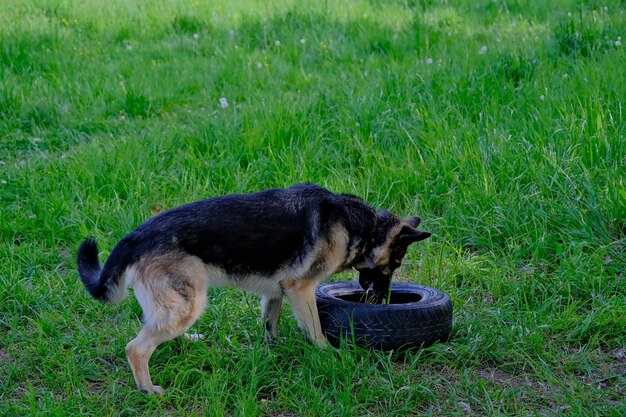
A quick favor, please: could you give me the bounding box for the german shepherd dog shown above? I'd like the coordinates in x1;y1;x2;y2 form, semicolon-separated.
77;184;431;394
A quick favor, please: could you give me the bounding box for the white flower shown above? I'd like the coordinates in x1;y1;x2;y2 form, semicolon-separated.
126;44;133;51
616;39;622;46
32;137;43;143
426;57;433;64
479;45;487;54
300;38;305;45
219;97;229;108
193;33;199;40
539;94;545;101
563;73;569;79
256;62;263;69
1;180;6;185
275;40;281;46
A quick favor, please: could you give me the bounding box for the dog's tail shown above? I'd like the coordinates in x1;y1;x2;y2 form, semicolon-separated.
77;237;132;304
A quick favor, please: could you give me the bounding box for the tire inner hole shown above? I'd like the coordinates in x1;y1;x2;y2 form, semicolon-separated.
336;291;423;304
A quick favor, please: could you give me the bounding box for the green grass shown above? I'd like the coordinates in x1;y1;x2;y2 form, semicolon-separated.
1;0;625;415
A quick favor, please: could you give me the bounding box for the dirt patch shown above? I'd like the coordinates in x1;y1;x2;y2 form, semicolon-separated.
477;367;529;388
0;348;10;363
84;378;107;395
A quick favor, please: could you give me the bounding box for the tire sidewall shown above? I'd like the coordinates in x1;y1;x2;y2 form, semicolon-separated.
316;281;453;350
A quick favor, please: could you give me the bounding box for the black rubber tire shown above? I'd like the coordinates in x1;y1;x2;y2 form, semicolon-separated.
316;281;453;350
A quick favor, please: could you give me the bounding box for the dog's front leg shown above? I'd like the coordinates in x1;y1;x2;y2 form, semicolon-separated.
261;296;282;344
283;279;326;347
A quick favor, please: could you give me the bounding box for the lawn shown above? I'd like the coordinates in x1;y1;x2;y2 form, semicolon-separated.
1;0;625;415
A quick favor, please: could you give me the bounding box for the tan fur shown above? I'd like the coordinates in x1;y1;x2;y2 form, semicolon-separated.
125;255;208;394
283;277;325;346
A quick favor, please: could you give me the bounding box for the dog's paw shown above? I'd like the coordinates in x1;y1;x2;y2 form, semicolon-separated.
139;385;164;396
183;333;205;342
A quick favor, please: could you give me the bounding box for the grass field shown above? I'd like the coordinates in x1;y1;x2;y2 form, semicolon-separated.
1;0;625;415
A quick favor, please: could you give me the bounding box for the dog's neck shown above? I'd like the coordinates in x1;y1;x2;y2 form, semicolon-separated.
342;218;378;270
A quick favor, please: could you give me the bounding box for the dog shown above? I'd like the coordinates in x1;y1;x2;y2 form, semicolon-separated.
77;184;431;394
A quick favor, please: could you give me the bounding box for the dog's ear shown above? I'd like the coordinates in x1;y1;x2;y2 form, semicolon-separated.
405;216;421;228
398;225;431;245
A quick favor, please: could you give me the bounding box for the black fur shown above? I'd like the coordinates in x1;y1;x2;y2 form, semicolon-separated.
132;184;376;275
77;238;106;300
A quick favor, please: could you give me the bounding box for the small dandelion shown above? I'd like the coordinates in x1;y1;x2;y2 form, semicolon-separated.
219;97;229;108
275;40;281;46
563;73;569;79
1;180;6;185
193;33;199;40
539;94;545;101
616;37;622;46
126;44;133;51
479;45;487;54
256;62;263;69
300;38;306;45
425;57;433;64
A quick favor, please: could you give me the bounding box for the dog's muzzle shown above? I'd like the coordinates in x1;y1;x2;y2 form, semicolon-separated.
357;268;392;303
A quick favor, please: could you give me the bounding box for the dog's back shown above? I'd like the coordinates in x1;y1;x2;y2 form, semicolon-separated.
134;184;335;276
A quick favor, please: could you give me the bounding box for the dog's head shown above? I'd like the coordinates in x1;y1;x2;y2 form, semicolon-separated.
355;212;431;300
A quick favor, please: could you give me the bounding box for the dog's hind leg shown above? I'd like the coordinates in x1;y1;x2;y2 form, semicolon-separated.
125;257;208;395
283;279;326;347
125;327;171;395
261;296;283;344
